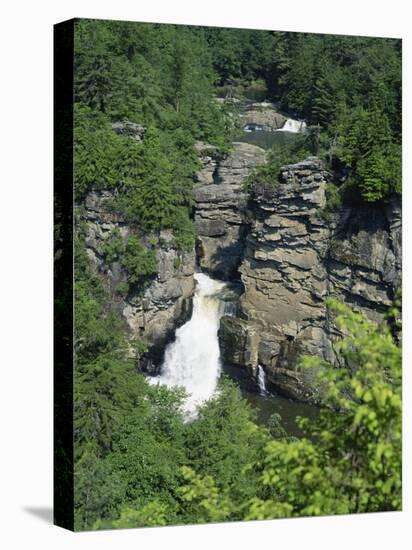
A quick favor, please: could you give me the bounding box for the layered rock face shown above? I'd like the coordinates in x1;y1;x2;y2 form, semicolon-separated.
327;202;401;321
80;120;401;400
193;142;266;279
79;126;195;372
219;157;401;402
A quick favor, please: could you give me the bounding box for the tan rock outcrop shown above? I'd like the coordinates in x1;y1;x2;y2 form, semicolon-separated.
193;142;266;279
218;157;401;402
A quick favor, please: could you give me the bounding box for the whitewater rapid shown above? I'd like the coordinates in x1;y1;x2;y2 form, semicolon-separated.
149;273;229;418
276;118;307;133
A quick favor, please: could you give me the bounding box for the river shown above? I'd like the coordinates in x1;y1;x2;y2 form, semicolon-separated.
149;108;318;435
233;98;307;150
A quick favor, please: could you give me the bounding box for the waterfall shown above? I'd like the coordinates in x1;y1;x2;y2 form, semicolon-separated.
257;365;268;395
149;273;230;418
276;118;307;133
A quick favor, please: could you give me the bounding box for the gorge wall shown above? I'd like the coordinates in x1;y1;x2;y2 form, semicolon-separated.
79;123;195;373
195;151;401;403
194;141;266;280
80;121;401;402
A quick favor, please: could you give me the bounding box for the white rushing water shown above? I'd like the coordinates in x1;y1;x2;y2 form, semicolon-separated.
257;365;268;396
276;118;307;133
149;273;229;418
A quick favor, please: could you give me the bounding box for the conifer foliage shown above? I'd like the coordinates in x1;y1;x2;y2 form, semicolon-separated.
72;20;402;530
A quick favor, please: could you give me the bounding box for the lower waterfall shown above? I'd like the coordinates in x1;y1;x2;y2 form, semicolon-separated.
149;273;230;418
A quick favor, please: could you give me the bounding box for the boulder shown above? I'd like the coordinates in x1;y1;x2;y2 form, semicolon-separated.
240;108;287;132
111;121;145;141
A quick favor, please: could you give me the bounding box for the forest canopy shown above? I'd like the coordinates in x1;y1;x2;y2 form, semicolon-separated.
74;20;402;212
72;20;402;531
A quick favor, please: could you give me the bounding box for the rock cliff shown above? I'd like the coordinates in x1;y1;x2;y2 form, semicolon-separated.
82;190;195;370
79;122;195;372
79;121;401;402
193;141;266;279
218;157;401;402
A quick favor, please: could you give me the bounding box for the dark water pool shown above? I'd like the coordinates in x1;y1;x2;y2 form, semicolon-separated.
235;128;301;150
241;388;320;438
223;363;319;438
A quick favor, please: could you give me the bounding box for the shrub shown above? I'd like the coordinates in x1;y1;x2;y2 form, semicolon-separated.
122;235;157;288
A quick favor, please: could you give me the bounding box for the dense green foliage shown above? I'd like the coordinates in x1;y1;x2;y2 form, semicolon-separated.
285;36;401;202
205;30;401;204
102;230;157;293
73;20;402;531
75;20;229;143
74;20;401;218
204;28;273;87
109;301;401;527
74;281;402;530
239;300;402;519
74;20;233;254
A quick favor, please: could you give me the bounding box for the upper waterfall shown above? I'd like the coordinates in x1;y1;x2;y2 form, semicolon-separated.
276;118;307;133
149;273;229;418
